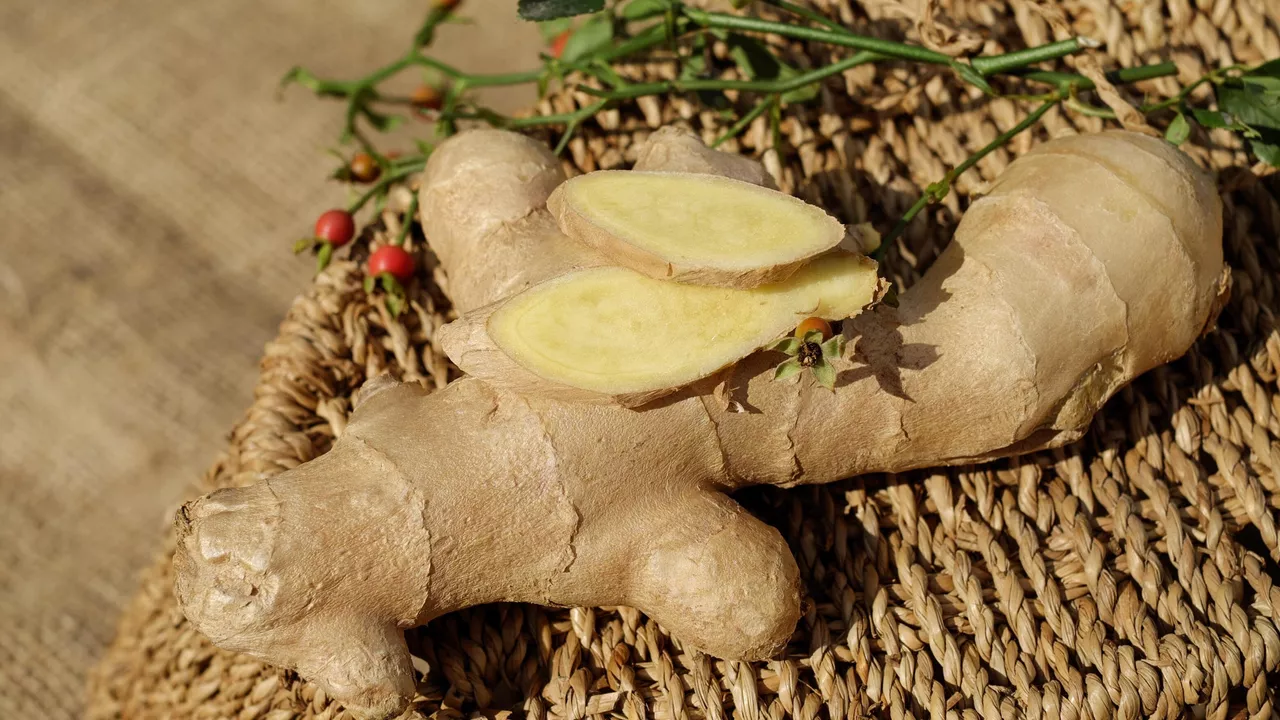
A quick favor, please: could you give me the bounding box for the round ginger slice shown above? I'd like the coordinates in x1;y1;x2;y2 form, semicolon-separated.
440;253;881;406
547;171;846;288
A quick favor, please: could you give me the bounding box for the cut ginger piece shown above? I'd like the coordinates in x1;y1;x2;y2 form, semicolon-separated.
547;171;845;288
438;253;881;406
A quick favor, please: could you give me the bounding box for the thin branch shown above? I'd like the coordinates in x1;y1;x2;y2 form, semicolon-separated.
969;37;1096;76
684;8;955;65
712;94;776;147
347;161;428;214
875;98;1057;261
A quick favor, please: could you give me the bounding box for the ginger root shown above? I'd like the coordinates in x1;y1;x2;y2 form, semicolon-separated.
439;253;880;405
547;170;846;287
174;128;1224;720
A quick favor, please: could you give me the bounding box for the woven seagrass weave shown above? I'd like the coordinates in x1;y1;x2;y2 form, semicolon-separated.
86;0;1280;718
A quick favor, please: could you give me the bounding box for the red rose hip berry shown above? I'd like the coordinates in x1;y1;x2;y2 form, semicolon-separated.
369;245;415;282
314;209;356;247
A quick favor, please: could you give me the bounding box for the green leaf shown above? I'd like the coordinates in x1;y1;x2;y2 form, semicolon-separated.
1165;111;1190;145
1190;108;1233;130
766;337;802;355
1242;75;1280;93
537;17;573;41
678;53;707;81
414;139;435;157
774;358;803;381
1217;80;1280;132
801;329;825;344
380;273;406;296
1250;140;1280;167
294;237;316;254
620;0;667;21
953;63;994;95
279;66;326;95
518;0;603;21
781;84;819;106
316;241;334;273
386;294;404;318
560;13;612;63
820;334;845;359
363;108;406;132
1216;79;1280;165
1247;59;1280;79
812;360;836;390
727;36;775;81
726;36;819;104
363;275;376;294
591;60;627;88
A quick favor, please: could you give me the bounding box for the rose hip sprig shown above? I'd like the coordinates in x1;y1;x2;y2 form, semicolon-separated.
768;317;844;390
297;209;356;271
361;193;420;317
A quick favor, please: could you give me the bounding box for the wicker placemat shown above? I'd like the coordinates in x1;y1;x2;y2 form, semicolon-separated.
86;0;1280;717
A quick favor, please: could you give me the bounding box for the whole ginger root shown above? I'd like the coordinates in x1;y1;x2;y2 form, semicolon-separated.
174;127;1224;719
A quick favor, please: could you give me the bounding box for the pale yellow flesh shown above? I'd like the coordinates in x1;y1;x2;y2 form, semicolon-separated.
564;172;841;269
488;254;879;395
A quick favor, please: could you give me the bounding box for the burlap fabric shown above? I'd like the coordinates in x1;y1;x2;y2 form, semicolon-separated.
87;0;1280;717
0;1;540;716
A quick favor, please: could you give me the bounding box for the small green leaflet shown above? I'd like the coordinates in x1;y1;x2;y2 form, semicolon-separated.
560;14;613;63
774;357;804;381
536;17;573;41
1164;112;1190;145
726;36;819;104
953;62;994;95
766;336;802;354
812;360;836;390
518;0;603;21
1215;62;1280;167
363;107;406;132
620;0;668;21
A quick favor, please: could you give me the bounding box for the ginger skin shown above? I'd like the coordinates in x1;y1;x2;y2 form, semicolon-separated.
174;127;1224;719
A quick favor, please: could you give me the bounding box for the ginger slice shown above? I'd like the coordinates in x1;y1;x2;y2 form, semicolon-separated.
439;253;880;405
547;171;845;288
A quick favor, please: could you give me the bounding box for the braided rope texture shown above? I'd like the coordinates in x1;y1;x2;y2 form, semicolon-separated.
86;0;1280;718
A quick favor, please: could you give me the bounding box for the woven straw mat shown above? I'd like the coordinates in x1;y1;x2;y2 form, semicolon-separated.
86;0;1280;718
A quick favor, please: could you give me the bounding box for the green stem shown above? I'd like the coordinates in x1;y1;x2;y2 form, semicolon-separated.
875;98;1056;261
969;37;1095;76
394;194;420;246
1011;61;1178;91
413;2;457;48
598;18;693;63
760;0;847;32
1063;96;1117;118
685;8;955;65
346;160;427;214
552;101;610;154
1059;63;1231;120
712;94;776;147
411;55;545;86
577;49;879;98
